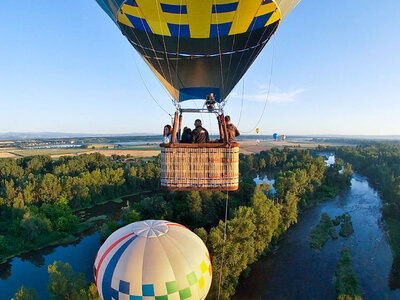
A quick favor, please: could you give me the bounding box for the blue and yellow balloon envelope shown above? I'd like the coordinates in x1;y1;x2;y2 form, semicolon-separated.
94;0;299;103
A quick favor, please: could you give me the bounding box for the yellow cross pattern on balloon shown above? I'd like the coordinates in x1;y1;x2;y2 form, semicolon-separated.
117;0;281;38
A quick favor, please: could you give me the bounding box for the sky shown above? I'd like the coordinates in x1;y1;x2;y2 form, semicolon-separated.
0;0;399;136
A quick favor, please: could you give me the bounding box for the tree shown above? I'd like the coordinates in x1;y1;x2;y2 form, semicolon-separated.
47;261;86;300
24;155;52;174
12;286;38;300
0;235;7;252
259;158;266;170
37;174;62;202
137;195;170;220
4;179;16;203
78;283;100;300
342;163;353;179
251;191;280;255
207;207;257;300
20;213;50;241
122;209;141;225
280;192;299;231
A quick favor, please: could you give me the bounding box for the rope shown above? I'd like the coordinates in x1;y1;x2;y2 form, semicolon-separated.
224;7;260;92
208;113;213;136
174;0;184;89
217;187;229;300
132;53;172;117
131;7;171;98
236;78;245;127
155;0;174;88
239;34;276;134
225;9;279;96
212;0;225;100
122;20;174;105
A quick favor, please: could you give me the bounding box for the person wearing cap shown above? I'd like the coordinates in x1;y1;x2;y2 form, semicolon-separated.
192;119;209;143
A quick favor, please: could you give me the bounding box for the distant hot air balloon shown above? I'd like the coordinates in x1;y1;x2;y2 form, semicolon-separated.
273;133;278;141
256;128;260;145
94;220;212;300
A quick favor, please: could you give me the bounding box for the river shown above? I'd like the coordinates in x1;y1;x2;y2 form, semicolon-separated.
1;162;399;299
233;173;400;299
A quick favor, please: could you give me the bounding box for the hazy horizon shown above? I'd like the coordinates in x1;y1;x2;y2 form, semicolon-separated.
1;131;400;141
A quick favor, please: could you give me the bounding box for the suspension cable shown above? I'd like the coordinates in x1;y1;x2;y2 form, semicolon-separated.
155;0;174;88
132;7;170;92
132;53;172;117
236;78;245;127
239;34;276;134
213;0;225;99
217;186;229;300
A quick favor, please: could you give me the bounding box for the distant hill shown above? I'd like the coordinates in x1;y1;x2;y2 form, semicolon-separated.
0;132;399;142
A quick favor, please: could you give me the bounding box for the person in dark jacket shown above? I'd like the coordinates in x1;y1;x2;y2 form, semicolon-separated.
225;115;240;143
181;127;192;143
192;119;209;143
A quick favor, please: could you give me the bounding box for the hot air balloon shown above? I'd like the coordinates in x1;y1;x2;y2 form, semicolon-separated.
95;0;300;190
256;128;260;145
273;133;278;141
94;220;212;300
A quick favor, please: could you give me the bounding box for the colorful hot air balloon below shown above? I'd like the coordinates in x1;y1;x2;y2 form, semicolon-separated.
94;220;212;300
256;128;260;134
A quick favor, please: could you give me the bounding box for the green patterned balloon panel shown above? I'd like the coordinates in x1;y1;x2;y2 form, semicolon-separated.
94;220;212;300
95;0;300;103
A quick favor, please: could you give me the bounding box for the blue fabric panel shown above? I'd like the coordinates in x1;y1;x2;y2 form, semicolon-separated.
142;284;155;297
248;12;273;31
167;24;190;37
210;23;232;38
126;15;152;32
125;0;138;7
119;280;130;294
101;236;137;300
111;289;119;300
212;2;238;13
262;0;273;4
179;87;221;102
161;4;187;14
129;296;142;300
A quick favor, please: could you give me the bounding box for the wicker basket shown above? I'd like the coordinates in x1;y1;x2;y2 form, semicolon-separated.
160;143;239;191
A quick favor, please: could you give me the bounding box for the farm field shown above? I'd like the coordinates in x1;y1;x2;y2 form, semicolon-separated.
0;139;332;159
